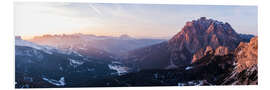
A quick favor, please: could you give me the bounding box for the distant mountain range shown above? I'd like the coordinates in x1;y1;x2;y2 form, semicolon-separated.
28;34;165;60
15;17;257;88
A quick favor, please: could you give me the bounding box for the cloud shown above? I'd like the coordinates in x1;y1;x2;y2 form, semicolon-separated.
14;2;257;38
89;4;103;16
14;2;102;36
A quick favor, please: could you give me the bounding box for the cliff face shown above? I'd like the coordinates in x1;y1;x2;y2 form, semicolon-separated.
168;17;241;67
192;46;229;63
192;36;258;85
235;37;258;72
169;17;240;52
126;17;246;70
222;37;258;85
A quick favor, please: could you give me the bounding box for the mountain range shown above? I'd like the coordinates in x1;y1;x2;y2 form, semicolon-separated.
28;34;164;60
15;36;131;88
15;17;257;88
123;17;254;70
101;36;257;86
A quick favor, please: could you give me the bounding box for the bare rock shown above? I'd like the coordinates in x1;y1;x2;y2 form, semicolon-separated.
192;46;214;63
192;48;204;63
214;46;229;56
222;36;258;85
235;36;258;72
168;17;241;67
204;46;214;55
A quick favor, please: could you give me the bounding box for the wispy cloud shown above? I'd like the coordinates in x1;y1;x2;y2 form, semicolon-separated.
89;4;103;16
14;2;257;39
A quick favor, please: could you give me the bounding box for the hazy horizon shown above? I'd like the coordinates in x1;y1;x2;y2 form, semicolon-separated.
14;2;257;39
16;33;170;40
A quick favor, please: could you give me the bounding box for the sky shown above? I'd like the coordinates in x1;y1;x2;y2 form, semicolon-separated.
14;2;257;39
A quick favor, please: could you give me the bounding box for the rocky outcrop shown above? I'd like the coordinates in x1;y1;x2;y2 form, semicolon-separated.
192;48;205;63
222;37;258;85
112;37;258;86
126;17;251;70
192;46;229;63
168;17;241;67
235;37;258;72
214;46;229;56
191;46;214;63
204;46;214;55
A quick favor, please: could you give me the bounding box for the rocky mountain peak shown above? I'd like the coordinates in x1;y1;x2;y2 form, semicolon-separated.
125;17;254;70
168;17;242;67
169;17;240;51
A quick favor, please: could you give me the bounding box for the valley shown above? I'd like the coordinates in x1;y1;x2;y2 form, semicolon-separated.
15;17;258;88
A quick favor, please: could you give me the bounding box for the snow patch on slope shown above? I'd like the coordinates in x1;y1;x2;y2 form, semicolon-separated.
108;64;129;75
177;80;207;86
69;58;84;67
185;66;193;70
42;77;66;86
15;37;54;54
15;36;83;56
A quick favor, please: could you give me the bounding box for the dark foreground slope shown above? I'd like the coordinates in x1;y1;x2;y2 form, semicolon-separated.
102;53;235;86
15;37;131;88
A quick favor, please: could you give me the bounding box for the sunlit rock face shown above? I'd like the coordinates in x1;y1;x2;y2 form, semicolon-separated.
192;46;214;63
125;17;252;70
204;46;214;55
192;48;205;63
235;37;258;72
214;46;229;56
222;37;258;85
192;45;229;63
168;17;241;67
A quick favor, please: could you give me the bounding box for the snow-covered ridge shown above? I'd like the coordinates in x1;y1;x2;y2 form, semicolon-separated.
15;36;82;56
15;36;55;54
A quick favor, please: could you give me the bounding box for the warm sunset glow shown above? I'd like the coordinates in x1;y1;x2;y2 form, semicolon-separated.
15;2;258;39
14;2;259;88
